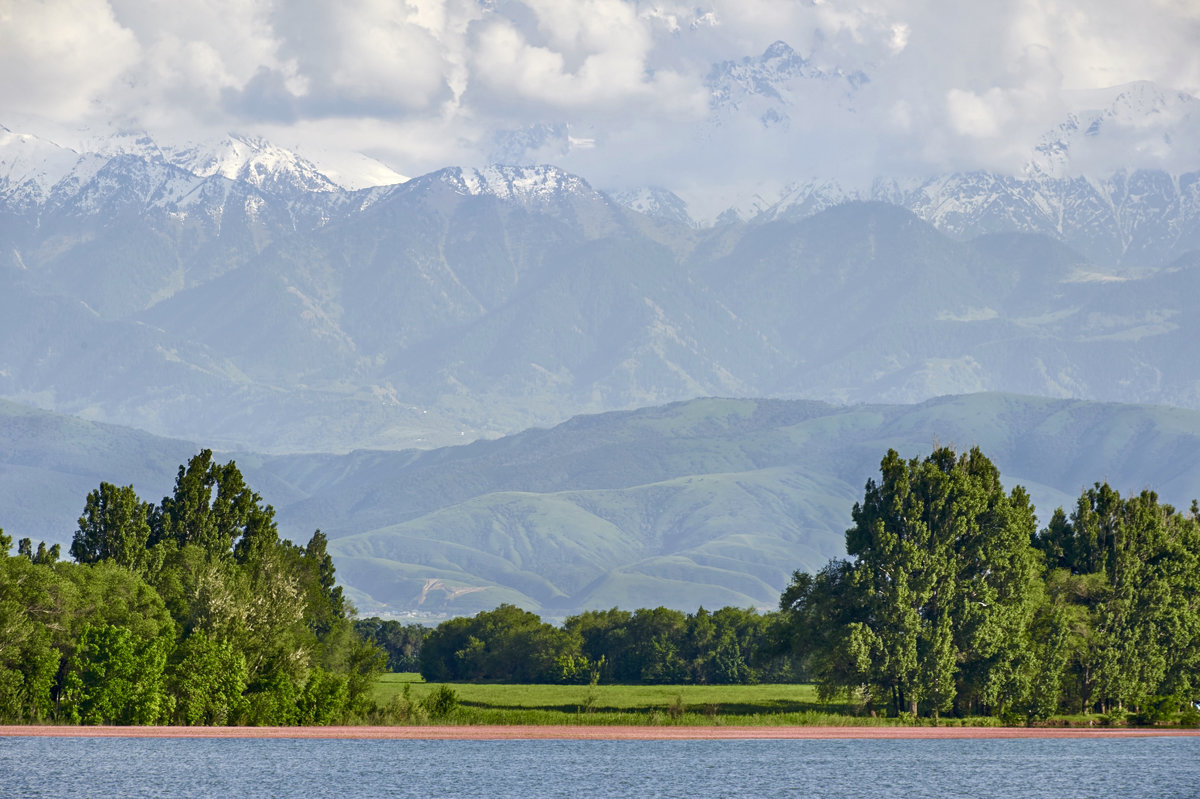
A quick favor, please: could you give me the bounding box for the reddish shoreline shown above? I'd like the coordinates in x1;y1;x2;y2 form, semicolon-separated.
4;724;1199;740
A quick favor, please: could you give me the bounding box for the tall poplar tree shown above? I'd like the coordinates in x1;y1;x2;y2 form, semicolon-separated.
788;447;1042;718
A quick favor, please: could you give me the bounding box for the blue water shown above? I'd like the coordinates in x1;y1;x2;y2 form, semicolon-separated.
1;736;1197;798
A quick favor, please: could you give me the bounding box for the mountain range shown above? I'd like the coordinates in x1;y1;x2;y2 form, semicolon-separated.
1;37;1198;620
2;107;1200;454
5;392;1200;618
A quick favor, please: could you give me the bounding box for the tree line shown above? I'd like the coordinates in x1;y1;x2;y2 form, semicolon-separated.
403;446;1200;723
415;603;796;685
0;450;381;725
4;445;1199;725
782;447;1200;722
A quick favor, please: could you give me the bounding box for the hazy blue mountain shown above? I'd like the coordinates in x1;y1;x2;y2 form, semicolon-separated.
6;394;1200;618
276;393;1200;616
654;78;1200;268
2;124;1200;454
0;399;196;544
739;168;1200;270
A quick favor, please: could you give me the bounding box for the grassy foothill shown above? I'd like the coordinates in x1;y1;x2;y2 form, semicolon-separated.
371;674;1008;727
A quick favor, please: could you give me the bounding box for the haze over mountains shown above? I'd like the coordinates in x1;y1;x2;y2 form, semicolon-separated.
6;393;1200;617
2;73;1199;454
2;25;1199;619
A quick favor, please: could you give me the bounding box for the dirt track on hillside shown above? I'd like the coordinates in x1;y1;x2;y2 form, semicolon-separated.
4;724;1199;740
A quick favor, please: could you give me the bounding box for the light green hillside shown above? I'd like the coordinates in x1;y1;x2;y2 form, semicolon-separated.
7;393;1200;618
329;467;851;612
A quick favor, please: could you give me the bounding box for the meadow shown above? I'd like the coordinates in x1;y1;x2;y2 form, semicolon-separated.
370;674;1006;727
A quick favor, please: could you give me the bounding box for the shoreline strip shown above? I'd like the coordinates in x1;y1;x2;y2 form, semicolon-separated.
4;725;1199;741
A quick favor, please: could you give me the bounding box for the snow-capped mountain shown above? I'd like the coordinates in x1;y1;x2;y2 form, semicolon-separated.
0;126;88;209
3;87;1200;453
717;167;1200;268
422;164;597;205
163;134;348;198
705;40;868;125
610;43;1200;265
610;78;1200;266
1033;81;1200;178
6;91;1199;270
0;124;403;211
612;186;695;228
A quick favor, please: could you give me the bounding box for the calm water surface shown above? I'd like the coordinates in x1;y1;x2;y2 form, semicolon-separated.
1;736;1197;798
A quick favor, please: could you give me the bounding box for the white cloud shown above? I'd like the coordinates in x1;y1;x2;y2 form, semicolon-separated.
0;0;139;118
946;89;1007;139
0;0;1197;194
464;0;705;119
267;0;459;114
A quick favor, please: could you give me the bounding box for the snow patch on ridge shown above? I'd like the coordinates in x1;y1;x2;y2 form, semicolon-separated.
165;135;340;195
431;165;598;206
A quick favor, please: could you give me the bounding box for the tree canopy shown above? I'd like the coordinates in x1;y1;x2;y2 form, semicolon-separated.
0;450;383;725
4;443;1200;726
781;447;1200;721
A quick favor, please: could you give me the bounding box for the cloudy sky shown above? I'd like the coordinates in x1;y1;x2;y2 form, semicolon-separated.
3;0;1199;201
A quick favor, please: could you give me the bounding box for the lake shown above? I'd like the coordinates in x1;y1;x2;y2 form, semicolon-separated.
1;736;1197;798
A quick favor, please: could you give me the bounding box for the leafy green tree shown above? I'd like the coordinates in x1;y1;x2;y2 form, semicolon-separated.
295;667;350;725
619;607;688;683
419;604;581;683
58;560;177;650
1033;486;1200;715
243;669;299;726
169;630;249;725
0;552;62;721
153;450;278;561
564;608;633;683
682;606;777;684
60;623;170;724
17;539;60;564
0;452;379;727
779;562;867;700
355;618;430;672
841;448;954;716
294;530;345;638
72;482;159;575
788;448;1043;718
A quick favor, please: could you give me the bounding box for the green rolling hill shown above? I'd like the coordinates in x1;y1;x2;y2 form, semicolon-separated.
5;393;1200;618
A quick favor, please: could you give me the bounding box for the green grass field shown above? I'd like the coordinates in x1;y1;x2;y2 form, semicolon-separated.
370;674;1005;727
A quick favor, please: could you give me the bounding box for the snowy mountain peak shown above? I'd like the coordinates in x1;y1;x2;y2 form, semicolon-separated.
0;126;81;196
707;40;822;99
164;134;341;195
703;39;868;134
755;179;857;222
706;40;868;112
83;128;166;161
1033;82;1200;178
427;164;598;205
612;186;695;227
761;40;798;61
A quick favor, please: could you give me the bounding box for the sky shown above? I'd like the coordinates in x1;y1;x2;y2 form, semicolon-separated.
3;0;1200;203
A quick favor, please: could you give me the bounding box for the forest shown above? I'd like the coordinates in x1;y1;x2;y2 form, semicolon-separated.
2;446;1199;725
0;451;381;725
409;447;1200;723
784;447;1200;722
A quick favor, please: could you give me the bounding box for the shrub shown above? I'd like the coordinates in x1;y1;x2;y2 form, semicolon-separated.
422;684;459;719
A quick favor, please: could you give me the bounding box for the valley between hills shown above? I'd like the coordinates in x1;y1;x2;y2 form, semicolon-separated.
6;392;1200;618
